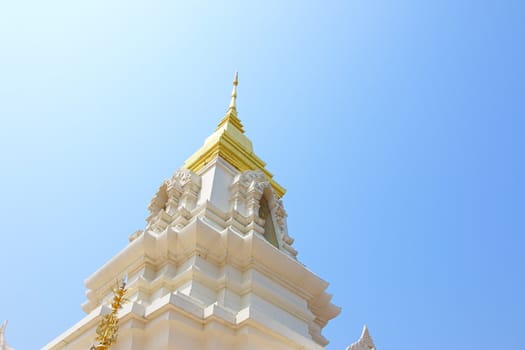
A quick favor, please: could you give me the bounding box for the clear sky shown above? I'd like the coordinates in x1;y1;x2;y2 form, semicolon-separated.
0;1;523;349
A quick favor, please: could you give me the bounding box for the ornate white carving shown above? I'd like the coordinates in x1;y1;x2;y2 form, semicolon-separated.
275;199;288;234
0;321;14;350
172;168;193;185
146;169;201;232
229;170;296;257
346;325;376;350
237;170;267;194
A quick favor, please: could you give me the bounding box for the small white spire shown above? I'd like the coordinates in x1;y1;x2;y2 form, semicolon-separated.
346;324;376;350
0;320;14;350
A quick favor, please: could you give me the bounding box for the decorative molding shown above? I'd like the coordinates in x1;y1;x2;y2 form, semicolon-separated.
80;218;338;348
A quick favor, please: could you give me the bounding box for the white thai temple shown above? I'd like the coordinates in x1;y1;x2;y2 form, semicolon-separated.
28;73;376;350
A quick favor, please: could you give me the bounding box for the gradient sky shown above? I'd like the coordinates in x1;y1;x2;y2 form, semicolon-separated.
0;1;524;349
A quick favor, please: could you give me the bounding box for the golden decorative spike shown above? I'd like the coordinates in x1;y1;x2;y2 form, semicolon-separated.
216;71;244;132
90;276;128;350
228;70;239;112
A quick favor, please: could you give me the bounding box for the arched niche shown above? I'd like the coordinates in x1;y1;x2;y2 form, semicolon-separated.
258;188;279;248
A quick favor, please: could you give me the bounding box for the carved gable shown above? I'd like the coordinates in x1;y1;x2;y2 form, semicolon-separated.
146;168;201;233
230;170;297;258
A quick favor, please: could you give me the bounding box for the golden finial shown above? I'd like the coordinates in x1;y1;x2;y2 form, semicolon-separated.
227;71;239;113
90;276;128;350
216;71;244;132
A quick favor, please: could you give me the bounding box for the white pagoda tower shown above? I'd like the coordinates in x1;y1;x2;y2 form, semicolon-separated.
43;73;375;350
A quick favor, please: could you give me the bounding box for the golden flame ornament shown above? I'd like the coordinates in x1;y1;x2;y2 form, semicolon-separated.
90;276;128;350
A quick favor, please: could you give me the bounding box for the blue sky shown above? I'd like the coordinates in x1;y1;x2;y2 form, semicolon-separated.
0;1;523;349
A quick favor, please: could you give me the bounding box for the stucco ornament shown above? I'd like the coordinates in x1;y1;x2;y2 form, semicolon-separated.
172;168;194;186
146;168;201;233
238;170;267;193
0;321;14;350
230;170;297;257
230;170;272;216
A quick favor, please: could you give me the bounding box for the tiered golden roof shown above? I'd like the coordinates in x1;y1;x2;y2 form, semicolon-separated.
184;72;286;197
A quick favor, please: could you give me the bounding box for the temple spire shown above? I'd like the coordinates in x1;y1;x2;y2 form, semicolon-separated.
216;71;244;132
228;71;238;112
184;71;286;197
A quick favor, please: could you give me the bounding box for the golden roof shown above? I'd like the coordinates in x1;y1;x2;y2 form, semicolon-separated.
183;72;286;197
